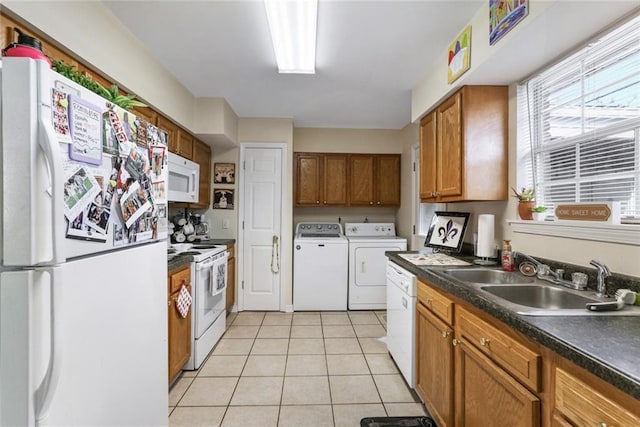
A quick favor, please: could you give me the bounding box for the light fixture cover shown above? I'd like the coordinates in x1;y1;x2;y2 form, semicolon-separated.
264;0;318;74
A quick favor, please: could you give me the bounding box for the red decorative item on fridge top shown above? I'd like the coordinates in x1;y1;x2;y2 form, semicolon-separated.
2;27;52;67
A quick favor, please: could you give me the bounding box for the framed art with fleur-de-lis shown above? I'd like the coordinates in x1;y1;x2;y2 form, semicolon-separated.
424;211;470;253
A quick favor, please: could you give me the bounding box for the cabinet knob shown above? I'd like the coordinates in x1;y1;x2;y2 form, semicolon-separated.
480;337;491;347
323;201;327;204
316;201;320;204
425;297;432;306
452;339;461;347
168;300;171;306
369;201;374;205
441;331;450;338
599;424;608;427
377;201;381;205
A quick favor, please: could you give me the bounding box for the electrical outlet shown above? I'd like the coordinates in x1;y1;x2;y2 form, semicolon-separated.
222;219;230;229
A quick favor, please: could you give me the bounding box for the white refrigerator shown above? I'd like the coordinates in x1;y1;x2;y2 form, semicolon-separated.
1;57;169;426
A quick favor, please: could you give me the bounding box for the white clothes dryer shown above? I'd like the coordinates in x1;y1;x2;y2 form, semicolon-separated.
345;223;407;310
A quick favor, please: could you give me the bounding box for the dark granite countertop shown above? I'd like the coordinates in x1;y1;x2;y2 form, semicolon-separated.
200;238;236;246
168;254;192;272
387;251;640;400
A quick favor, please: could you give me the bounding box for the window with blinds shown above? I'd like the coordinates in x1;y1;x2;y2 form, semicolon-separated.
518;13;640;222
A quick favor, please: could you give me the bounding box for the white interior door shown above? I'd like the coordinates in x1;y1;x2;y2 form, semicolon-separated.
240;146;283;311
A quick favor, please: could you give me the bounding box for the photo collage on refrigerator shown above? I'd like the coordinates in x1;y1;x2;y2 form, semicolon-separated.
52;80;168;245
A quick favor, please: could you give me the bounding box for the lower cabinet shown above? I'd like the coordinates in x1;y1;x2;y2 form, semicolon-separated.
168;265;192;383
414;276;640;427
416;301;454;427
226;244;235;313
454;340;540;427
554;367;640;426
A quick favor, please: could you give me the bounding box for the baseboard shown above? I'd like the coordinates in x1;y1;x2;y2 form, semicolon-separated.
285;304;294;313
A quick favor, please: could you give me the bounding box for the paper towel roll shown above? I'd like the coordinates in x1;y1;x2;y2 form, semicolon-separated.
477;214;495;258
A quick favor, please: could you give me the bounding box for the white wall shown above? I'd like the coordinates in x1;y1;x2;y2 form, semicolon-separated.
410;3;640;276
237;118;295;307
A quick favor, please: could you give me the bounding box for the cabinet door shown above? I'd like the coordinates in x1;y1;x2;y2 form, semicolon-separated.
455;339;540;427
323;154;348;205
226;247;236;312
157;116;179;154
349;155;375;205
192;139;211;208
295;153;322;206
375;155;401;206
554;367;640;427
133;106;158;126
416;302;454;427
420;112;437;200
177;130;194;160
168;284;191;382
437;92;463;199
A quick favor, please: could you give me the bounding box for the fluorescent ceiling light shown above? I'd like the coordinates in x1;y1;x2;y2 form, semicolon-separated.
264;0;318;74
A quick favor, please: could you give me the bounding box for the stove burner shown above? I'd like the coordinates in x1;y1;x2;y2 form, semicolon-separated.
179;251;202;256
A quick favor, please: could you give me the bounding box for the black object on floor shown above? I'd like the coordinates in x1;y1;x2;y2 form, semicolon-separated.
360;416;437;427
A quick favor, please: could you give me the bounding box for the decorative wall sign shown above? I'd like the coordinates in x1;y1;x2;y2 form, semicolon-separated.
214;163;236;184
489;0;529;46
213;188;234;209
554;202;621;224
448;25;471;84
424;211;470;253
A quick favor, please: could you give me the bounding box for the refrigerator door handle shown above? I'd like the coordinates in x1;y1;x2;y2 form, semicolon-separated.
34;266;62;425
37;119;64;265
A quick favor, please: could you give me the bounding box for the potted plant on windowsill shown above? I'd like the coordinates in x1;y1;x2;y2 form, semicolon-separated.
512;187;535;220
531;206;548;221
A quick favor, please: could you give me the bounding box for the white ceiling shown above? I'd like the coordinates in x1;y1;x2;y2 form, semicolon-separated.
103;0;485;130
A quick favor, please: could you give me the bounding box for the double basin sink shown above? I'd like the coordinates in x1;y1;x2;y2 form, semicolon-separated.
433;267;640;316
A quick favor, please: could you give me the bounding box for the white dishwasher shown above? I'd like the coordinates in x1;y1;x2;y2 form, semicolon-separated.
386;260;417;388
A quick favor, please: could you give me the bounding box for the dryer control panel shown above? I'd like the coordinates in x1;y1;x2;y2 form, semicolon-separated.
344;222;396;237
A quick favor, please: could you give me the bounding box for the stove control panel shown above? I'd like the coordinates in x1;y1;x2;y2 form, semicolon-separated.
344;223;396;237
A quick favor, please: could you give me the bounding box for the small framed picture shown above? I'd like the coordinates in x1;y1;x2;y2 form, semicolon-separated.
213;188;234;209
424;211;470;253
214;163;235;184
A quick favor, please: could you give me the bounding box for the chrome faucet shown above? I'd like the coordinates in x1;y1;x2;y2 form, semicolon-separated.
513;252;586;290
590;260;610;297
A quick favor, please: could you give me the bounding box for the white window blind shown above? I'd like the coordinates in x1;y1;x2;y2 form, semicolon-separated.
519;13;640;222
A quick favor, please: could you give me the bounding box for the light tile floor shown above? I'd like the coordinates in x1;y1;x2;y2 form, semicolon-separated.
169;310;427;427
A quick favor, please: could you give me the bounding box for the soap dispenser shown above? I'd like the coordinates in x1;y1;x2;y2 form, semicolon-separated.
501;240;514;271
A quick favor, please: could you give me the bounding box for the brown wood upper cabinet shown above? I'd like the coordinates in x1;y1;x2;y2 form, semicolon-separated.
133;106;158;126
420;85;508;202
176;129;194;159
294;153;348;206
157;116;179;154
349;154;401;206
192;139;211;208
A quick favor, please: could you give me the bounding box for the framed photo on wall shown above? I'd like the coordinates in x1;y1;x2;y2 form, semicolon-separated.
214;163;235;184
213;188;234;209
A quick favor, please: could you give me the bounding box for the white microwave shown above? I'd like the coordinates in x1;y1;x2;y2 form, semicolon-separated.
168;152;200;203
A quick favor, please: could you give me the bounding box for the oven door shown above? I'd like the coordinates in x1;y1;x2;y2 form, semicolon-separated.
194;252;228;338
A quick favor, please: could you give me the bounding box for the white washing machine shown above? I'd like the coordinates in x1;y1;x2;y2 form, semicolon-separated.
293;223;348;311
345;223;407;310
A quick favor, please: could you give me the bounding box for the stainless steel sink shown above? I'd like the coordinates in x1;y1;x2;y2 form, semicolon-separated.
481;285;599;309
437;267;640;316
443;268;535;284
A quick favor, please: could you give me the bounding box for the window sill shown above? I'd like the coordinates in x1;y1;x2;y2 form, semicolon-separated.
507;220;640;246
